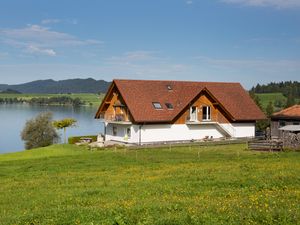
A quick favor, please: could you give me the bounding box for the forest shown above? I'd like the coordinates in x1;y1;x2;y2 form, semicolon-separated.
250;81;300;110
251;81;299;102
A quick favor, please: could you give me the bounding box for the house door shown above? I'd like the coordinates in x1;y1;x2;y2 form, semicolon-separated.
190;106;197;121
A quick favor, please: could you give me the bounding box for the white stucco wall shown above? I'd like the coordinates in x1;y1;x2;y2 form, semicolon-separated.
232;123;255;138
137;124;224;143
105;123;132;143
104;122;256;144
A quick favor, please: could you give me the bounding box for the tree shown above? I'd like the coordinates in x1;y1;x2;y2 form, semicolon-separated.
53;118;77;143
274;99;284;108
285;93;295;108
249;91;263;110
21;112;59;150
266;101;274;117
256;119;270;131
249;91;269;131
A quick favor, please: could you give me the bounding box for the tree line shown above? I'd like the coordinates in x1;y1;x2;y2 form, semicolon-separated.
0;96;84;106
250;81;300;107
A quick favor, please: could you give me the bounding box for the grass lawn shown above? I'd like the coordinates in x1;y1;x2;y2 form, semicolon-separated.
0;93;104;107
0;144;299;224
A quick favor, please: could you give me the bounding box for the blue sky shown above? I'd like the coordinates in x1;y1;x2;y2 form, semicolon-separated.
0;0;299;88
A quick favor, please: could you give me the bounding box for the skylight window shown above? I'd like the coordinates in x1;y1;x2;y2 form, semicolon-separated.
165;103;173;110
152;102;162;109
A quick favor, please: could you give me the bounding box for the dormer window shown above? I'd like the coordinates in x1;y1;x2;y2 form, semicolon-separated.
152;102;162;109
166;85;172;91
165;103;173;110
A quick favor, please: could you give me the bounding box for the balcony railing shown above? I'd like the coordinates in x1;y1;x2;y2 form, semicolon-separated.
186;115;213;123
99;113;131;124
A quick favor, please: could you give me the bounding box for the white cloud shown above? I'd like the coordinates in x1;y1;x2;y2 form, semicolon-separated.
41;19;61;25
186;1;193;5
1;24;102;46
41;18;78;25
104;51;188;79
221;0;300;8
0;24;103;56
107;51;162;65
25;45;56;56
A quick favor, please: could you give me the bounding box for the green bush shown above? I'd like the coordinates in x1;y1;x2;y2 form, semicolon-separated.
68;135;97;144
21;112;59;149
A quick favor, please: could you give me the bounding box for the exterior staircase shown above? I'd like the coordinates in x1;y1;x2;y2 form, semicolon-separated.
216;122;236;138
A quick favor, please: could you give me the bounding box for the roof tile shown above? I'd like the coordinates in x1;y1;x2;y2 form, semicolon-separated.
272;105;300;119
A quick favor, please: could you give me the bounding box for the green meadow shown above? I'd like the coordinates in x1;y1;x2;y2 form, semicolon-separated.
255;92;300;111
0;144;299;224
255;93;287;110
0;93;104;107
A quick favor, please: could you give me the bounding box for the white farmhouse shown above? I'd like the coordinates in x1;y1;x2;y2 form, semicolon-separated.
95;79;265;144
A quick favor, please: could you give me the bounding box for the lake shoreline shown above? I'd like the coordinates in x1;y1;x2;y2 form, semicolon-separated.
0;104;104;154
0;93;103;107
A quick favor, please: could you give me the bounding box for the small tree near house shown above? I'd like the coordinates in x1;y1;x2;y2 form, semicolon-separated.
21;112;59;150
53;118;77;143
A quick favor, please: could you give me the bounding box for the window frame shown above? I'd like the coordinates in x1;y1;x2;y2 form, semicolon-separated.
126;127;131;138
279;121;286;128
112;126;117;136
165;102;174;110
202;106;211;121
152;102;163;110
190;106;198;121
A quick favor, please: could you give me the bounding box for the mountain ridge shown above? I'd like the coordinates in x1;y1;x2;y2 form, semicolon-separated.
0;78;111;94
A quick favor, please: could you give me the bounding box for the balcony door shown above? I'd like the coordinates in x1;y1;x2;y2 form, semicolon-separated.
190;106;197;121
202;106;211;121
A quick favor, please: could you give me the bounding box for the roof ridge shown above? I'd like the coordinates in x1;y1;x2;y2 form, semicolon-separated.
113;79;241;85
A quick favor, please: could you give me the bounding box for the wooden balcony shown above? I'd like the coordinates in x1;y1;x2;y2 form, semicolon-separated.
99;113;132;124
185;115;213;124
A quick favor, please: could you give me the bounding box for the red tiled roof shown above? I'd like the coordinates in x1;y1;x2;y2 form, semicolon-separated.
98;79;266;123
272;105;300;119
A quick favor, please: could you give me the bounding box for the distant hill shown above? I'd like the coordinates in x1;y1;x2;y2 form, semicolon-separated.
0;78;111;94
0;89;22;94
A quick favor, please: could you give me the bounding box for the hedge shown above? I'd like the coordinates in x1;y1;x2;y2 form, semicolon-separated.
68;135;97;144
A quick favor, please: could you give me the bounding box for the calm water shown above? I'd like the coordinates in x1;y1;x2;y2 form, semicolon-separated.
0;104;104;153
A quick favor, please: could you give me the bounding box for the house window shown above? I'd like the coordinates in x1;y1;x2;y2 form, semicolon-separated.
113;126;117;136
190;106;197;121
165;103;173;110
202;106;211;121
293;122;300;125
152;102;162;109
279;121;286;127
126;128;131;138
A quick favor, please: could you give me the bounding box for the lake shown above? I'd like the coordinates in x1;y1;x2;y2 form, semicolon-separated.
0;104;104;153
